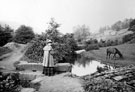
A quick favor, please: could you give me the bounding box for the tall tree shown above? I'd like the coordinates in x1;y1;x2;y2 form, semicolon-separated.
73;25;90;43
14;25;35;44
45;18;62;42
0;25;13;46
129;19;135;32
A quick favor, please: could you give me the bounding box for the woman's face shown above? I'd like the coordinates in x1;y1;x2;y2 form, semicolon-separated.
48;42;52;45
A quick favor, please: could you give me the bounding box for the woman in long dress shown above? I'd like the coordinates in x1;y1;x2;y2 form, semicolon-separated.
42;39;54;76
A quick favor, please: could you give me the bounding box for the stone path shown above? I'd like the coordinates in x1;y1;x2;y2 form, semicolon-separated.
82;65;135;92
38;73;84;92
0;44;27;70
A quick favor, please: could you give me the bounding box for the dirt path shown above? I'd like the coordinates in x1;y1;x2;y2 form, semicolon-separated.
39;73;84;92
0;45;27;70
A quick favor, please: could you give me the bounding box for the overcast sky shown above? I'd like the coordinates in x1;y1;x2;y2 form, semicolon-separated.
0;0;135;34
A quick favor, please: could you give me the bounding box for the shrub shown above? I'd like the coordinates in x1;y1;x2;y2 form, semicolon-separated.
0;72;39;92
24;40;46;63
83;77;134;92
24;34;78;64
85;44;99;51
0;72;20;92
14;25;35;44
123;33;135;43
85;39;98;45
24;19;78;64
0;25;13;46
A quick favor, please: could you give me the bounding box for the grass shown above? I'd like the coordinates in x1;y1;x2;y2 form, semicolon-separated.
82;43;135;67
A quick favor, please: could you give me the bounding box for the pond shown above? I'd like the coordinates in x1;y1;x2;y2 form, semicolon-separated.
72;60;113;76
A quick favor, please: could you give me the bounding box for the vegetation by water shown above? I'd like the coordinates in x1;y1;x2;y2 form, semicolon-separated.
82;65;135;92
0;71;40;92
83;77;134;92
1;17;135;92
23;19;78;64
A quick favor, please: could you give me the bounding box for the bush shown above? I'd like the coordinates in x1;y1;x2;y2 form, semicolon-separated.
14;25;35;44
0;72;39;92
0;25;13;46
24;40;46;63
85;44;99;51
0;72;20;92
24;34;78;64
85;39;98;45
83;77;134;92
24;19;78;64
123;33;135;43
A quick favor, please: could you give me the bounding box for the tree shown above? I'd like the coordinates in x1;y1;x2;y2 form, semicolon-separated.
111;21;123;31
14;25;35;44
24;18;78;64
99;26;111;33
45;18;62;43
111;18;133;31
129;19;135;32
0;25;13;46
73;25;90;43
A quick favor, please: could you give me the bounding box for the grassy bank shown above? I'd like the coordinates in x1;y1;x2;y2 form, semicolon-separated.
82;43;135;67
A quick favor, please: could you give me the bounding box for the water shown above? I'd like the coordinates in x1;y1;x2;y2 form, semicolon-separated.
72;60;113;76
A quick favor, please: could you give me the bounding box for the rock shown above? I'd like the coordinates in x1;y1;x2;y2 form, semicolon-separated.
19;71;44;80
75;49;85;54
17;63;43;71
54;63;72;72
21;88;36;92
113;76;125;81
31;76;44;84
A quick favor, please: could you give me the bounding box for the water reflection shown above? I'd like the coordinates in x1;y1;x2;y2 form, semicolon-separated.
72;60;108;76
71;52;113;76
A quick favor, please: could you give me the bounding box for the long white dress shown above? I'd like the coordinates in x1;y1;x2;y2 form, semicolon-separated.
43;44;54;67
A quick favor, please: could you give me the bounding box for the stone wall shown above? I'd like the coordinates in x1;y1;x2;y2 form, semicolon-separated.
82;65;135;92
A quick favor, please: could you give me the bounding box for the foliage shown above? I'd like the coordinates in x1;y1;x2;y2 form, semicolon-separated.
0;72;39;92
129;19;135;32
24;19;78;64
25;34;77;64
25;40;46;63
99;18;133;33
45;18;62;42
85;39;98;45
123;33;135;43
83;77;134;92
98;39;120;47
84;39;99;51
99;26;111;33
98;39;106;47
111;18;133;31
54;33;78;63
0;72;20;92
73;25;90;43
0;25;13;46
14;25;35;44
85;44;99;51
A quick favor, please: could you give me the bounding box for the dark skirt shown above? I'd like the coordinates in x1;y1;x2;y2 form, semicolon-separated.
42;67;54;76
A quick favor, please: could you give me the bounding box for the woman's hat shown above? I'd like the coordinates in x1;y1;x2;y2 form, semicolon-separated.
46;39;52;43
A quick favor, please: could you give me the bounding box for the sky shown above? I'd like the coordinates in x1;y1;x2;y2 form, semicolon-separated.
0;0;135;34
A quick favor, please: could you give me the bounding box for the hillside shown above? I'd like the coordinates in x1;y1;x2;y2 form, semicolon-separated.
0;42;29;70
82;43;135;67
89;29;133;41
